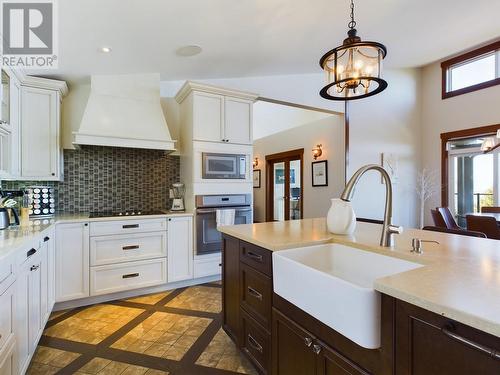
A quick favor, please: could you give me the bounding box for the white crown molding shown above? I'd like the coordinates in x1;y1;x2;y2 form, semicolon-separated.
175;80;259;104
5;67;68;96
21;75;68;96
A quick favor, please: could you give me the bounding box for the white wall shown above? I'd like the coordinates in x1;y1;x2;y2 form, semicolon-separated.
253;114;345;222
421;61;500;224
348;69;422;228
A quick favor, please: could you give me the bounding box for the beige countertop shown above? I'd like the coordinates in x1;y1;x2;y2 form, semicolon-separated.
219;218;500;338
0;211;194;262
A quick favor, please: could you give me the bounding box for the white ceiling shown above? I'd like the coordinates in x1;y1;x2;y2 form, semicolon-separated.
37;0;500;81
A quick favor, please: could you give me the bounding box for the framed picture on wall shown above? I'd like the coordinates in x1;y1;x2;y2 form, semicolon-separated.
312;160;328;187
253;169;261;188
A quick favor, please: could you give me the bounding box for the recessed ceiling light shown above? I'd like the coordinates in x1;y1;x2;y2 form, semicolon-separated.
100;47;112;53
175;45;202;57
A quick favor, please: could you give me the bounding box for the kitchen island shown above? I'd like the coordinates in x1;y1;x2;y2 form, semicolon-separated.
219;218;500;374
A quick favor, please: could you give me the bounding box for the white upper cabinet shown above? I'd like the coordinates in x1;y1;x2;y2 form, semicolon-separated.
176;81;258;146
20;86;61;180
9;76;21;177
0;70;11;126
193;92;225;143
224;97;252;145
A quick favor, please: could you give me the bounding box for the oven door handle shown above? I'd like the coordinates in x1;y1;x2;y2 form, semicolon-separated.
196;207;252;214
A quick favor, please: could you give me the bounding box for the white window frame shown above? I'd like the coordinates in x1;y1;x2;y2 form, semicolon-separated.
446;51;499;93
448;146;499;214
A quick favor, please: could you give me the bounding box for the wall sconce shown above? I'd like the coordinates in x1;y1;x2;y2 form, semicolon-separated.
253;157;259;168
312;144;323;160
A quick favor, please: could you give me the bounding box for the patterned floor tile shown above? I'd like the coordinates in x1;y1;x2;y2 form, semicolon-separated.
111;311;211;360
31;282;256;375
164;286;222;313
125;291;172;305
43;304;144;344
27;346;81;374
77;357;164;375
196;329;258;375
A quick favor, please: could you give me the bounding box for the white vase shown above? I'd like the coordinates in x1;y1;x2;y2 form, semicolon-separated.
326;198;356;235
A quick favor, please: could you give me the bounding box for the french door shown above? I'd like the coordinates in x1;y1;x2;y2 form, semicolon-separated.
265;149;304;222
448;146;499;226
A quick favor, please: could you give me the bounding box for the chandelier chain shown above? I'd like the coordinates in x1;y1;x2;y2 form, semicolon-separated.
348;0;356;30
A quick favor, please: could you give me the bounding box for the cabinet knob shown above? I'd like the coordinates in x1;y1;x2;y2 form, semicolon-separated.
84;223;88;226
304;337;313;347
168;218;172;221
30;265;40;271
312;344;322;354
51;173;55;176
44;236;50;242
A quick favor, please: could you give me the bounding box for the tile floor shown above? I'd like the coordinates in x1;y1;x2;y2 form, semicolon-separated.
28;282;258;375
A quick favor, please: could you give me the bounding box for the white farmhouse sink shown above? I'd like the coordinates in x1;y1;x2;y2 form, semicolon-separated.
272;243;422;349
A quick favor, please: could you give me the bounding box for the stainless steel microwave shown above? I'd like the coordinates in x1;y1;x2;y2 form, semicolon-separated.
202;153;247;179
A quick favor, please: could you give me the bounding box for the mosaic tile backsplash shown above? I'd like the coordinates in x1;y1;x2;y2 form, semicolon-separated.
3;146;180;214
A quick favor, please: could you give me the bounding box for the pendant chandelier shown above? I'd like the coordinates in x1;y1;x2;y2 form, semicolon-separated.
319;0;388;100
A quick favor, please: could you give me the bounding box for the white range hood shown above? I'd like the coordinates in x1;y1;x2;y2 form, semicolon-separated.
74;74;176;151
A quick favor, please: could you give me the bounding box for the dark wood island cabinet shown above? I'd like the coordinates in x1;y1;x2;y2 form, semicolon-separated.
221;234;500;375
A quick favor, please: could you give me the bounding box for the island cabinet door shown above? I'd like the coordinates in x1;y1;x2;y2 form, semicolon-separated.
395;300;500;375
315;340;371;375
272;308;317;375
222;235;241;343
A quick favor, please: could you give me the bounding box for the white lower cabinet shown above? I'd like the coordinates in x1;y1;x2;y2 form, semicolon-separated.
0;337;15;375
15;238;53;375
167;216;194;282
55;222;90;302
0;279;15;375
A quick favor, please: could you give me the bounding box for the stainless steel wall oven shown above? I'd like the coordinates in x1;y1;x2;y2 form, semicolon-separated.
195;194;252;255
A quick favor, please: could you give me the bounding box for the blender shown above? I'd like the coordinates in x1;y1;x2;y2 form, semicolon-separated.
170;183;185;211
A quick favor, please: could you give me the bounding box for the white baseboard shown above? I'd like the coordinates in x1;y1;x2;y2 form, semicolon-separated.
53;275;221;311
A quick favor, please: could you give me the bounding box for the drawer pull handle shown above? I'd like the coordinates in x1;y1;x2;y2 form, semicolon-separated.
122;224;139;229
246;251;263;262
312;344;322;354
30;265;40;271
122;273;140;279
122;245;140;251
247;286;263;300
247;334;263;353
26;248;37;258
304;337;313;347
442;324;500;360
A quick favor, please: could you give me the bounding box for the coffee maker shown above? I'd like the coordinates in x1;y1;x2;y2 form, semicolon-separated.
170;183;185;211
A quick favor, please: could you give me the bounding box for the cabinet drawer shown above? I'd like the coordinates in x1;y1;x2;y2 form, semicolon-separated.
0;282;14;352
90;258;167;296
240;241;272;276
241;309;270;374
90;218;167;236
240;263;272;330
90;232;167;266
194;254;222;278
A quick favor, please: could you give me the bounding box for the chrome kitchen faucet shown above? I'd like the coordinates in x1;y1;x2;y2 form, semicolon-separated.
341;164;402;247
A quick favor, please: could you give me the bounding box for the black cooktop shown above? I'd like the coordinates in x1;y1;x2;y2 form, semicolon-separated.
89;210;165;218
